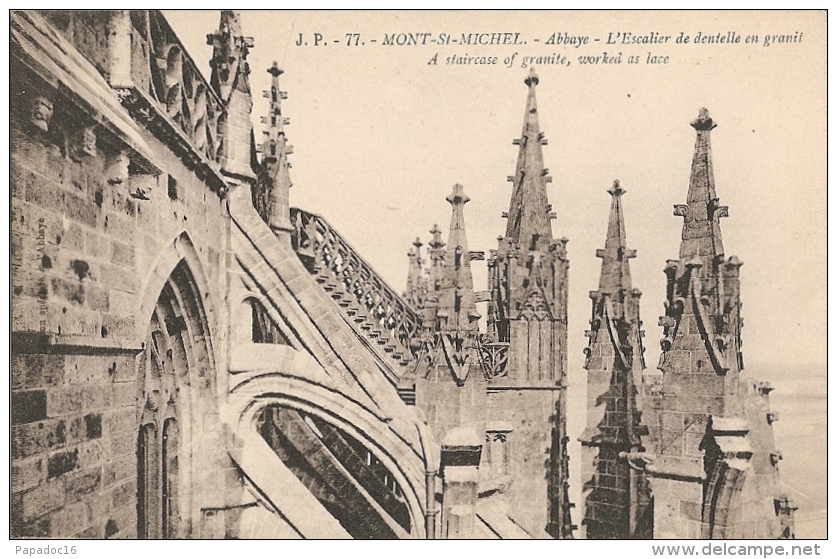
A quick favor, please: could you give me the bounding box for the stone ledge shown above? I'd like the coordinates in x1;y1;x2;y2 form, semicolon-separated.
11;331;144;355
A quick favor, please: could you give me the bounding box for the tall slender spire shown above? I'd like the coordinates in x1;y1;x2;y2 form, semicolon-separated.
658;107;743;380
580;179;649;540
437;184;480;333
260;62;293;233
676;107;728;261
597;180;636;295
207;10;255;179
505;68;555;252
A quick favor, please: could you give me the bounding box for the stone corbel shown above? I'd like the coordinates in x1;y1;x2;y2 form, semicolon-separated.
710;199;729;220
68;123;98;161
619;450;656;472
756;381;774;396
106;150;131;185
29;94;54;133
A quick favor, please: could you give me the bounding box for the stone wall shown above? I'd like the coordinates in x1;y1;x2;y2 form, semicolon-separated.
10;11;231;538
485;387;566;537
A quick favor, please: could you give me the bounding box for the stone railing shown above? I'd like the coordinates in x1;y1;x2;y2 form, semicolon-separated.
290;209;422;367
40;10;227;189
120;11;226;178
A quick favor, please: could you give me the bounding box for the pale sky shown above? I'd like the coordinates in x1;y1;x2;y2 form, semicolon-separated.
164;10;826;380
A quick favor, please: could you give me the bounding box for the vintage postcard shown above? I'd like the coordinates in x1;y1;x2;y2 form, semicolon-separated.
9;10;825;543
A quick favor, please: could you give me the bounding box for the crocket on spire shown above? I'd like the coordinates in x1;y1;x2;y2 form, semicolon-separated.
505;67;555;253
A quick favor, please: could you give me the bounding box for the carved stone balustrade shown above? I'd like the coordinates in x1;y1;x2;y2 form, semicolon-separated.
290;209;423;368
40;10;228;193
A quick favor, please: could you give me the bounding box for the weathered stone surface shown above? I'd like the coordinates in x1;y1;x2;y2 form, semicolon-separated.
10;10;793;542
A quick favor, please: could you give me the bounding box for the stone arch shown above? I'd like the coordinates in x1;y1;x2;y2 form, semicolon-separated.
228;360;427;538
136;253;217;539
232;294;293;346
137;231;218;360
701;461;748;539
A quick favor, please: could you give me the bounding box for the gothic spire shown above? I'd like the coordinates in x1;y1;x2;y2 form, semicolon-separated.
505;68;555;252
676;107;728;261
580;182;649;540
207;10;255;180
437;184;480;332
597;180;636;296
207;10;254;102
260;62;293;233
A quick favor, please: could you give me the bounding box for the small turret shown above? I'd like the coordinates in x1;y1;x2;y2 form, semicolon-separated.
257;62;293;234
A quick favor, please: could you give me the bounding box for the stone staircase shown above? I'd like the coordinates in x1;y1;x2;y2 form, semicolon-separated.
290;208;423;372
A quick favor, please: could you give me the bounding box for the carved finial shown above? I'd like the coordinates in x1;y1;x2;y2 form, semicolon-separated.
267;61;283;78
608;179;625;197
429;224;445;249
208;10;253;101
446;183;471;207
691;107;717;131
405;235;428;310
524;67;539;87
446;184;471;253
262;62;290;143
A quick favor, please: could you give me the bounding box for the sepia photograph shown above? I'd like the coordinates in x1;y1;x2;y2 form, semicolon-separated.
9;9;826;543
